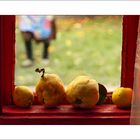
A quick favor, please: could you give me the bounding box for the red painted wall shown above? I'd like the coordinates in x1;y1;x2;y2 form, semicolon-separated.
0;16;15;108
121;16;139;88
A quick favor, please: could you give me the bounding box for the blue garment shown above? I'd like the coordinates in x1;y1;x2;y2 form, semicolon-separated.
19;16;52;39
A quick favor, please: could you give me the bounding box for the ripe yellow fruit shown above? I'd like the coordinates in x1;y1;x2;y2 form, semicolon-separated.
13;86;34;107
66;76;99;109
35;68;66;108
112;87;133;108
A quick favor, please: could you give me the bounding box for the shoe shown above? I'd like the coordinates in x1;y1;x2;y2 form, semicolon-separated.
42;59;49;65
22;59;33;67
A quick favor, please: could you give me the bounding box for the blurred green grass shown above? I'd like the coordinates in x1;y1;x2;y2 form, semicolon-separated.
15;16;122;89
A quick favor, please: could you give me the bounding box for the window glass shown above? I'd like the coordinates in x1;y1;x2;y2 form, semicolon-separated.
15;15;122;91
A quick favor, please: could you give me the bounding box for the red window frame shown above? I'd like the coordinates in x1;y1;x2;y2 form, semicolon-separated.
0;15;138;124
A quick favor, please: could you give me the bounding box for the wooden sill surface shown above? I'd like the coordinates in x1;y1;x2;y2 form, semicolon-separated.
0;104;130;125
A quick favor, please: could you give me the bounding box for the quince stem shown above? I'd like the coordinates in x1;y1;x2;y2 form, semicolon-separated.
35;68;45;78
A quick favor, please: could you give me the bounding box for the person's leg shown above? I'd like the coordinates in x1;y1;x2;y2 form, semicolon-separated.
21;32;34;67
43;40;50;59
42;40;50;64
22;32;33;60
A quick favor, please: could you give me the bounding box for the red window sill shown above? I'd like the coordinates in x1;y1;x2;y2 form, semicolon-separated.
0;104;130;125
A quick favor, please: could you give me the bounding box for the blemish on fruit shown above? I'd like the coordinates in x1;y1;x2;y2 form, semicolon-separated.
74;98;82;104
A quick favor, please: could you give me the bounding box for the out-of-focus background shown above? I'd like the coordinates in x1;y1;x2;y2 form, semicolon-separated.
15;16;122;90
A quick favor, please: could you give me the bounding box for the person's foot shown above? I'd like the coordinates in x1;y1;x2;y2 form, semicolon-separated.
42;58;49;65
22;59;33;67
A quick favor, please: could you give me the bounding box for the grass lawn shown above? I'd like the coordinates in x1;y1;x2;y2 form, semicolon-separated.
15;16;122;90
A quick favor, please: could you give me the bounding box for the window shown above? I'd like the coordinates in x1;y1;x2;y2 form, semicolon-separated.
15;16;122;91
0;15;138;124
